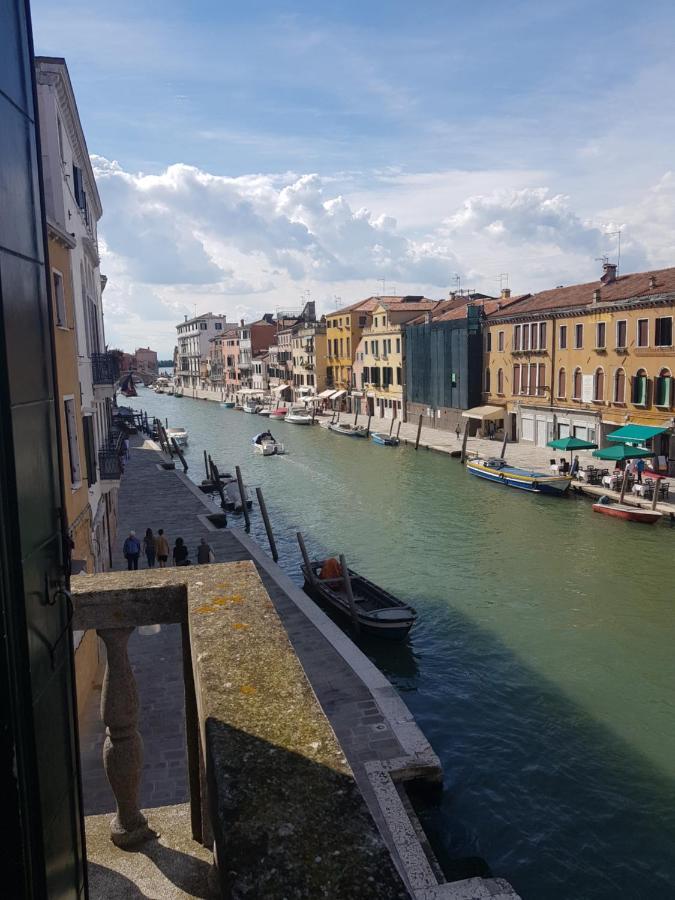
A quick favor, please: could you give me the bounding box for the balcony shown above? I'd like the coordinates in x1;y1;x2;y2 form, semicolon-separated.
91;352;119;385
98;429;124;480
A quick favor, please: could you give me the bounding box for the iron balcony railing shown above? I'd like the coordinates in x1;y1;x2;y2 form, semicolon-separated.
91;352;120;385
99;429;124;480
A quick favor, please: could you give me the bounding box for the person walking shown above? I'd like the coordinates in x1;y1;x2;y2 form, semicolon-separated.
143;528;156;568
173;537;189;566
197;537;214;565
455;423;461;441
123;531;141;570
636;457;645;484
155;528;169;568
570;455;580;478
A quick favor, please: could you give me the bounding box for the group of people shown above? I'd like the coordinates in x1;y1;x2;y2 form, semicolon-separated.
122;528;215;570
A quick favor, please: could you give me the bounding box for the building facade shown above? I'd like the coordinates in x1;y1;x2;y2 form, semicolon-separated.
292;321;328;399
325;298;377;408
134;346;158;381
483;264;675;463
359;297;437;420
238;316;276;389
176;312;227;389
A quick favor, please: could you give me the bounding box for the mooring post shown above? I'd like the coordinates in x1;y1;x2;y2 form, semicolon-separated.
339;554;361;636
354;407;359;427
651;480;660;510
389;417;394;436
209;459;227;512
397;421;401;439
235;465;251;531
460;421;470;464
366;414;372;437
415;413;423;450
203;450;209;480
499;428;508;460
256;488;278;561
171;438;188;472
619;467;629;504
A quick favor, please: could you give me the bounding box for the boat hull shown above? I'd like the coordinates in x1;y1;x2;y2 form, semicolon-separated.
371;433;399;446
221;401;235;408
592;503;662;524
467;460;571;494
328;424;367;437
285;416;313;424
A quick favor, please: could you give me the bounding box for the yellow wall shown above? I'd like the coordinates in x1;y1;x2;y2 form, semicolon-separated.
325;307;370;390
484;303;675;428
360;305;406;416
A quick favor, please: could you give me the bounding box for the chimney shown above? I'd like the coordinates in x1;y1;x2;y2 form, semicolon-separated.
501;287;511;300
601;262;617;284
184;315;188;322
592;288;601;303
649;274;657;289
240;318;244;327
424;311;433;325
449;291;456;302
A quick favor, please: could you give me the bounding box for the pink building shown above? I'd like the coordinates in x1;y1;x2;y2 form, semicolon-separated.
134;346;158;378
223;325;241;395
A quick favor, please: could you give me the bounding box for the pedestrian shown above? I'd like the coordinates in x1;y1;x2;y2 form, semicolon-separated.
636;457;645;484
197;537;214;565
123;437;130;461
173;537;189;566
570;455;580;478
455;423;461;441
123;530;141;570
143;528;156;568
155;528;169;568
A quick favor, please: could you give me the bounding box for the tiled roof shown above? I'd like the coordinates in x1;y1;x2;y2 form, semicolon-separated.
408;294;514;324
331;295;437;316
486;267;675;318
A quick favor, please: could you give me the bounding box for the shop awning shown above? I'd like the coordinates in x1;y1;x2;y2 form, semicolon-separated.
606;424;669;444
461;405;505;421
317;388;336;399
331;389;347;399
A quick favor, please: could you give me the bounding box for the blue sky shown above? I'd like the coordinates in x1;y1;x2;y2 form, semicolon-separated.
32;0;675;354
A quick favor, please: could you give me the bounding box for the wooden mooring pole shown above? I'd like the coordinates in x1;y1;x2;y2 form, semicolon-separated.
255;488;278;561
339;554;361;636
235;465;251;531
366;414;372;437
460;421;470;464
389;417;394;436
171;438;188;472
296;532;314;583
415;413;423;450
209;459;227;512
203;450;209;480
500;428;508;460
396;420;401;439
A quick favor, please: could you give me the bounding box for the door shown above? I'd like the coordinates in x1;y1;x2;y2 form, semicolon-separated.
536;418;548;448
521;414;535;442
558;422;570;439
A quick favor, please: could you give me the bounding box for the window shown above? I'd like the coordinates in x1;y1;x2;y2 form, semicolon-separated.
52;269;67;327
531;323;538;351
64;398;81;486
574;323;583;349
347;337;351;355
514;324;521;350
215;322;222;330
72;164;85;209
557;368;566;398
498;331;504;351
637;319;648;347
632;369;648;405
616;320;627;348
359;315;367;327
396;367;402;385
593;367;604;401
538;364;546;396
513;364;520;395
497;368;504;393
82;415;97;486
613;368;626;403
57;116;65;162
596;322;606;349
528;364;537;396
573;368;582;400
655;369;672;407
559;325;567;349
485;368;491;392
522;324;530;351
486;332;492;351
200;322;207;330
539;322;547;349
396;337;400;353
655;317;673;347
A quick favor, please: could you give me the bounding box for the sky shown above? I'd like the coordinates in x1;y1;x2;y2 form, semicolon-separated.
32;0;675;357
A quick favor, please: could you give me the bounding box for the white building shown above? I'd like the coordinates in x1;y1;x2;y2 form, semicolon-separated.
251;353;270;393
36;56;118;572
176;312;227;389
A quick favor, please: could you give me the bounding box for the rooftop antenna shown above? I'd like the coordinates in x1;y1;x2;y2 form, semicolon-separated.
379;277;387;296
334;295;341;310
493;273;510;291
606;229;622;274
451;273;461;295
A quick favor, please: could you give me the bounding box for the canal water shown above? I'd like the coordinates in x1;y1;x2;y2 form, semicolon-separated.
129;391;675;899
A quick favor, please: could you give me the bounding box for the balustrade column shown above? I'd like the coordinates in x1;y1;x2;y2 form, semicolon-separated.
98;627;155;847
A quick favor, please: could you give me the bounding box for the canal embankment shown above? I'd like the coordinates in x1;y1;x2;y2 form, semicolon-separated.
80;428;520;899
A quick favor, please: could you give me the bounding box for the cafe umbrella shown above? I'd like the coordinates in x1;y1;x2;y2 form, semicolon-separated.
547;436;598;470
592;443;653;503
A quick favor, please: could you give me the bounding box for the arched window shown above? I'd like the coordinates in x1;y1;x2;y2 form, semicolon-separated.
557;367;566;399
632;368;648;405
573;367;582;400
613;367;625;403
497;368;504;394
485;368;491;392
593;367;604;401
655;367;673;407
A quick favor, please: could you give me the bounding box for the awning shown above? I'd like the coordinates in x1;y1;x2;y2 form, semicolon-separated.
461;405;505;421
331;389;347;399
606;424;669;444
317;388;336;399
272;384;291;396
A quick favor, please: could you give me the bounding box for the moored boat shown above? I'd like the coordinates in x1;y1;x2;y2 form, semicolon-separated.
269;407;288;419
166;426;189;446
221;400;235;408
327;422;367;438
223;479;252;511
300;558;416;640
466;456;572;494
285;406;314;425
592;502;662;524
243;399;263;414
371;432;399;446
174;385;183;398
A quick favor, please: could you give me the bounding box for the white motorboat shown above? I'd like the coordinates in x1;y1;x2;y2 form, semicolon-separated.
154;376;170;394
243;399;263;414
285;406;315;425
252;431;285;456
269;407;288;419
166;426;189;446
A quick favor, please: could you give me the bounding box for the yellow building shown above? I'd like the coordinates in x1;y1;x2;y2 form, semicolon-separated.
483;264;675;462
359;296;437;420
292;320;328;400
325;298;378;409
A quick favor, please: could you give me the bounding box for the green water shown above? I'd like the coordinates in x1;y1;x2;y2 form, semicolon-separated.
131;391;675;898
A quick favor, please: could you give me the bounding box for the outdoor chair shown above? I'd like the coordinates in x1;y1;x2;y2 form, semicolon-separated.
659;482;670;499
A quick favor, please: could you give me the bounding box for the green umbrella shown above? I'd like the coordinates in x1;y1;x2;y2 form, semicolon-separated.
592;444;652;461
547;435;598;470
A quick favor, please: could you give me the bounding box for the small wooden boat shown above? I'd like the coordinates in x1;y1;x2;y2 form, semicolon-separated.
301;559;416;640
467;456;571;495
371;432;399;446
166;426;188;446
269;407;288;419
592;502;662;524
223;479;252;511
328;422;367;438
174;386;184;398
257;407;271;417
285;406;314;425
252;432;285;456
221;400;235;408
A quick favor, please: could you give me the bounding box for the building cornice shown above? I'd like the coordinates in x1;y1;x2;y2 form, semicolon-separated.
487;292;675;325
47;218;76;250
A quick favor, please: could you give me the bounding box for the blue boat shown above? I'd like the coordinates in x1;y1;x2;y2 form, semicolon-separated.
371;432;399;446
466;457;572;495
